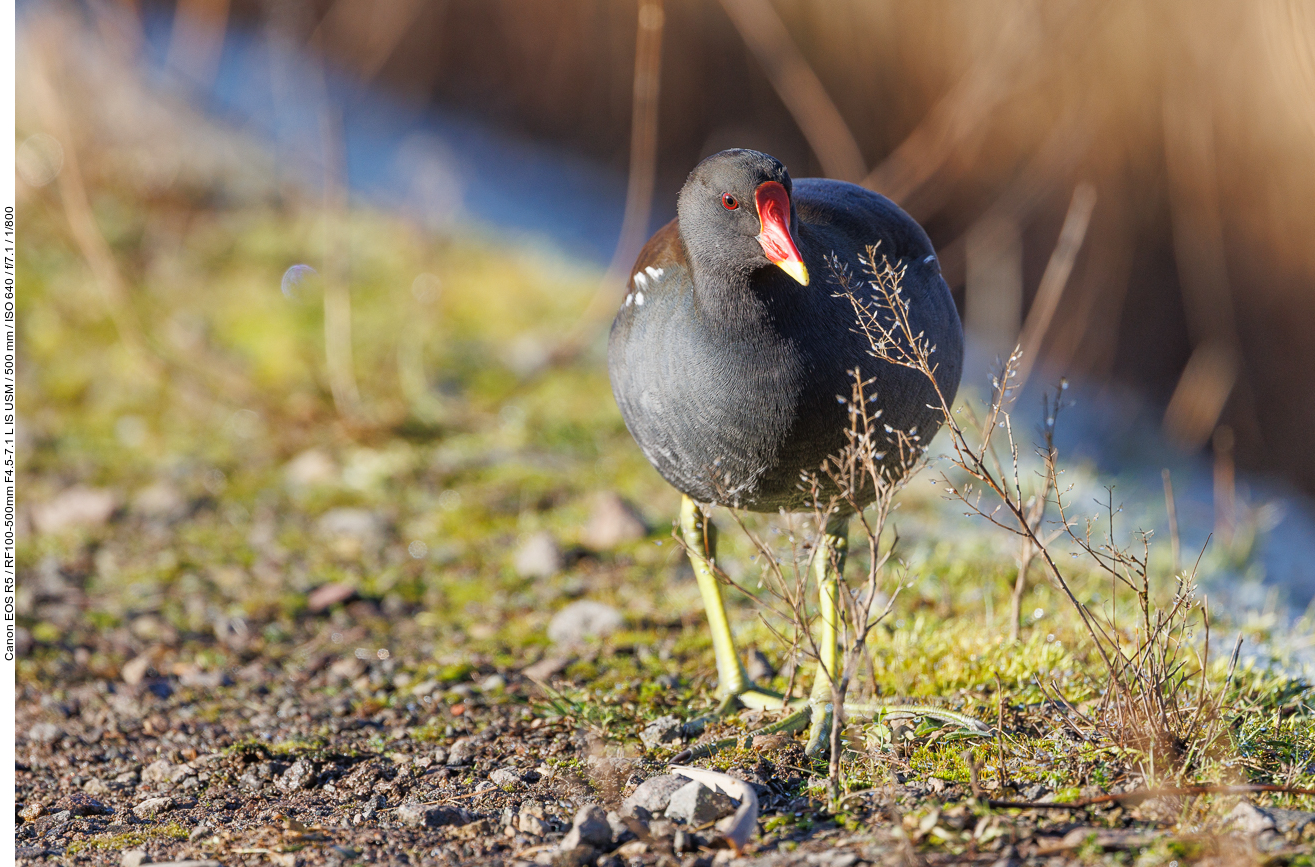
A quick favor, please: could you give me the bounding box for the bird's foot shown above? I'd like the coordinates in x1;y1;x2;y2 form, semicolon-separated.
671;698;815;764
678;686;792;741
673;699;990;764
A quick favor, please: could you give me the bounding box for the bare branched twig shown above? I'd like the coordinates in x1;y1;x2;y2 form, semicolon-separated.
831;246;1236;781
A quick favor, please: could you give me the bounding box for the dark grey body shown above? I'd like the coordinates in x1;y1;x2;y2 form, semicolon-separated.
608;174;963;512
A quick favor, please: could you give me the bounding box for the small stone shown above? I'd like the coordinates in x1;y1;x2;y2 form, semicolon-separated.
489;768;522;788
664;780;734;825
121;850;148;867
446;737;478;766
638;716;684;750
561;804;612;851
32;486;118;534
397;803;467;828
34;810;72;836
189;824;213;842
177;667;231;689
547;600;623;646
551;846;597;867
27;722;64;744
606;810;635;844
646;818;675;839
1229;801;1277;835
278;758;318;791
57;792;112;816
329;656;367;680
514;531;563;579
115;770;140;786
621;775;688;819
522;656;570;682
581;492;648;549
307;583;357;612
121;656;153;686
19;802;45;822
132;482;187;521
141;759;175;784
83;778;112;797
615;840;648;858
133;796;174;819
518;813;546;835
431;746;448;765
316;508;386;558
284;448;339;490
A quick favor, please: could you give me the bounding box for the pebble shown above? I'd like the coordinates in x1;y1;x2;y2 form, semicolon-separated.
581;492;648;549
57;792;112;816
1228;801;1276;835
27;722;64;744
133;796;174;819
606;810;635;844
638;715;684;750
550;847;597;867
664;780;734;825
121;656;153;686
446;737;478;766
397;803;467;828
121;850;148;867
514;531;564;579
316;508;386;557
277;758;318;791
32;486;118;534
284;448;339;490
19;802;44;821
560;804;612;851
307;582;357;612
34;810;72;837
141;759;175;784
518;813;546;835
621;774;687;819
547;600;623;646
131;481;188;521
489;768;522;788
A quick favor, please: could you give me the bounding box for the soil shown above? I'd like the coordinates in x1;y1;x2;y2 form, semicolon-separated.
15;636;1306;867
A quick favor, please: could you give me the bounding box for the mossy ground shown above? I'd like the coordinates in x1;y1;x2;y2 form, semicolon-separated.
16;87;1315;866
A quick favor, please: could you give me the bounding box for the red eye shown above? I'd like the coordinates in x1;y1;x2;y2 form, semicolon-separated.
721;193;739;210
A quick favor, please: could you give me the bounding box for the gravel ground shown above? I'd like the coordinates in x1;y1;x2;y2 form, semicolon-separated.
16;634;1312;867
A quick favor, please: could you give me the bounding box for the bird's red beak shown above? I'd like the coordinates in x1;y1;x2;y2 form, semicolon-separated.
754;181;809;285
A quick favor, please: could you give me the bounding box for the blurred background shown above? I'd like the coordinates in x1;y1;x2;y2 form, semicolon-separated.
15;0;1315;650
25;0;1315;488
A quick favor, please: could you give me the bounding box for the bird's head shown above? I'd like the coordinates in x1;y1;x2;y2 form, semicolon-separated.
677;149;809;286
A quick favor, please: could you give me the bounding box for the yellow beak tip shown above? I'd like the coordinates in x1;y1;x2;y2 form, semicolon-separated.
776;259;809;286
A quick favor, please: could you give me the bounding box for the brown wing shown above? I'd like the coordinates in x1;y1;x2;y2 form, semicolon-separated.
626;218;688;298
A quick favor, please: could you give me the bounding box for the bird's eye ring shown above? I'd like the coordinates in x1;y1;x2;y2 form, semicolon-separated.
721;193;739;210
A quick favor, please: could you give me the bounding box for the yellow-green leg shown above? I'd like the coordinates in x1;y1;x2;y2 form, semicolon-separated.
669;504;990;764
679;496;786;734
806;513;849;755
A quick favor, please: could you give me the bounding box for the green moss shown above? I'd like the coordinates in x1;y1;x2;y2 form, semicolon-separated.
66;822;191;854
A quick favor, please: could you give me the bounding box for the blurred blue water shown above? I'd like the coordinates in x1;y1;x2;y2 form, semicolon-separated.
133;8;631;263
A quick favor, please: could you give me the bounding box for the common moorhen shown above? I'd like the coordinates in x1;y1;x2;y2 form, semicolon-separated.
608;149;964;749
